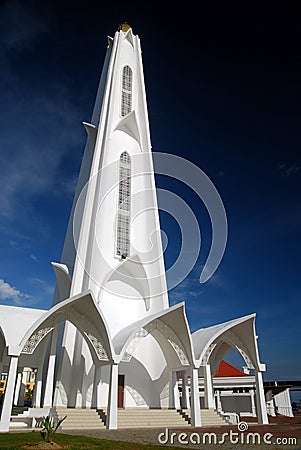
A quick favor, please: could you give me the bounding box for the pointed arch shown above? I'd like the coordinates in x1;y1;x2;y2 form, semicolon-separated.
18;291;115;364
192;314;262;371
121;65;132;117
116;151;131;259
113;303;195;368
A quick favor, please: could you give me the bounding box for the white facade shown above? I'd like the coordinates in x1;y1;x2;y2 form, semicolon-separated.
0;24;271;431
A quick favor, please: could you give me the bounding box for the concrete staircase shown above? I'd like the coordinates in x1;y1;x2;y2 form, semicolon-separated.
201;409;229;426
11;406;29;416
115;408;190;428
51;407;105;430
50;407;228;430
182;408;229;426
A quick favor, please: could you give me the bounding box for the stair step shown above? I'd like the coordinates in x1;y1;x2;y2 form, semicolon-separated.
51;407;105;430
11;407;29;416
50;407;227;429
116;409;189;428
182;409;228;426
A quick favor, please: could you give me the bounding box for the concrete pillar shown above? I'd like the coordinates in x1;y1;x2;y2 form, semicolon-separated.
13;371;22;406
17;369;27;406
53;321;74;407
181;371;190;409
250;389;256;416
91;365;102;409
0;355;18;432
33;368;43;408
70;331;84;408
266;399;276;416
255;371;268;424
203;364;215;409
215;389;222;413
107;363;118;429
190;368;201;427
169;371;180;409
43;328;58;407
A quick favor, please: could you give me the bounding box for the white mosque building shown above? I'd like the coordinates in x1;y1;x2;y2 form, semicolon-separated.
0;23;270;431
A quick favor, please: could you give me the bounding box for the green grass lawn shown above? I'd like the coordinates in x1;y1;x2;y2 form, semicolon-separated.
0;431;180;449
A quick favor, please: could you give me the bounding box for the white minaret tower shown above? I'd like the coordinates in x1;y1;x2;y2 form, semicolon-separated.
53;23;168;328
51;23;171;409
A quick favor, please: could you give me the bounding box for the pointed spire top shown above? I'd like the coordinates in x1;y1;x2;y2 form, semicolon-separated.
118;22;132;33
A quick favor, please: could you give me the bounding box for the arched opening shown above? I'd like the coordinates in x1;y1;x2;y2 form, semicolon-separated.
223;348;251;374
121;65;132;117
15;293;114;409
208;345;257;417
116;311;192;409
116;151;131;259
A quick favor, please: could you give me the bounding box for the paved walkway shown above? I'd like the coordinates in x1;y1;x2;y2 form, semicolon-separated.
65;414;301;449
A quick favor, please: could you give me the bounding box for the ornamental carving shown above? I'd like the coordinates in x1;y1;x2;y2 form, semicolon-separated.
84;332;109;361
21;327;53;354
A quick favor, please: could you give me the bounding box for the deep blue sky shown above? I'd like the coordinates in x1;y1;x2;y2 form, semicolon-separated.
0;1;300;382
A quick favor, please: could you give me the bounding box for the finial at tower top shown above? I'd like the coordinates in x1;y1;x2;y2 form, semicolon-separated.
118;22;132;32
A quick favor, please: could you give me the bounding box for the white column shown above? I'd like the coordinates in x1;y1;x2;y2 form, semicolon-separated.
13;371;22;406
185;373;190;409
107;363;118;429
190;368;201;427
17;369;27;406
169;371;180;409
181;371;190;409
255;371;268;424
0;355;18;432
203;364;215;409
215;389;222;413
92;365;102;409
250;389;256;416
43;328;58;407
266;399;276;416
33;368;43;408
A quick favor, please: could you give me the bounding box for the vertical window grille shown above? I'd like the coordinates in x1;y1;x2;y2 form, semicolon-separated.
117;152;131;258
121;66;132;116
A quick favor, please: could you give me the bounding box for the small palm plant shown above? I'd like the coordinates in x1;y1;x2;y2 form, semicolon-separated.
40;414;67;443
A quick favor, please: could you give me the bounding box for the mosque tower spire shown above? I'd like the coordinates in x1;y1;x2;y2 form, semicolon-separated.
52;24;169;336
50;24;178;412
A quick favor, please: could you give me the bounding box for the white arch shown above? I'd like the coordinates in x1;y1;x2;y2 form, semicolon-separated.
192;313;263;371
113;302;195;367
18;291;115;364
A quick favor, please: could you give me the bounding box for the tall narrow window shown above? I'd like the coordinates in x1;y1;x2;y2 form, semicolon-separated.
116;152;131;258
121;65;132;116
